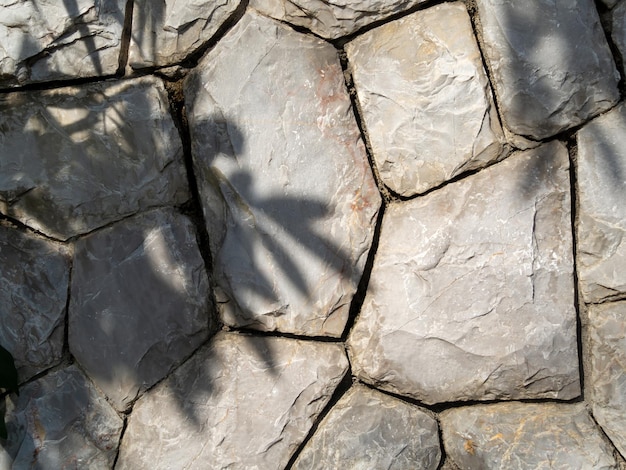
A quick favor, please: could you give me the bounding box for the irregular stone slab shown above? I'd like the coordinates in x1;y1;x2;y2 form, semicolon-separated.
185;11;381;337
346;3;503;197
0;223;69;381
117;332;349;469
476;0;619;140
612;1;626;74
0;0;125;87
349;141;579;404
0;76;189;241
576;103;626;303
251;0;427;39
129;0;242;69
293;384;441;469
440;402;618;469
1;365;123;469
69;208;210;411
589;300;626;457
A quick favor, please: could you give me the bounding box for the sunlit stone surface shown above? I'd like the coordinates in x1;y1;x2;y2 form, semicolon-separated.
0;0;125;87
347;3;503;196
0;76;189;241
117;332;348;469
69;208;211;411
349;142;579;404
476;0;619;139
185;11;381;337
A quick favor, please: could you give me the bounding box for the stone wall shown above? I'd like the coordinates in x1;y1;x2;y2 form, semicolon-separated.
1;0;625;468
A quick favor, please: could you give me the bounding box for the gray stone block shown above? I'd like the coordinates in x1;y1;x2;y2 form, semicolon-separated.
293;384;441;469
441;402;618;469
349;142;579;404
0;224;69;381
69;208;211;411
0;76;189;240
116;332;349;469
476;0;619;139
0;0;125;87
346;2;503;196
185;11;381;337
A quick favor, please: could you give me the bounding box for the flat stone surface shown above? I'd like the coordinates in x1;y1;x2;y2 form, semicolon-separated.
476;0;619;140
251;0;427;39
0;223;69;381
129;0;241;69
612;1;626;75
589;300;626;457
0;0;125;87
1;365;123;470
293;384;441;469
440;402;618;469
576;103;626;303
349;141;580;404
117;332;349;469
185;11;381;337
0;76;189;240
69;208;210;411
346;3;503;197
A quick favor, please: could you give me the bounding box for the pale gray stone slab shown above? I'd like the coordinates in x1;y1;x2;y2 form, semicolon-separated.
441;402;618;469
349;141;579;404
1;365;123;469
576;103;626;303
476;0;619;140
69;208;210;411
251;0;427;39
185;11;381;337
346;3;503;197
0;224;69;381
293;384;441;469
129;0;242;69
0;76;189;241
589;301;626;457
0;0;125;87
116;332;349;469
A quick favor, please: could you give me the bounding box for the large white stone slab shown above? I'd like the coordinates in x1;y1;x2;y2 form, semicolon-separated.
293;384;441;469
346;3;503;197
0;0;125;87
1;366;123;469
116;332;349;469
576;103;626;303
129;0;242;69
476;0;619;140
441;402;618;469
69;208;211;411
0;223;69;381
349;141;579;404
589;300;626;458
185;11;381;337
0;76;189;240
251;0;427;39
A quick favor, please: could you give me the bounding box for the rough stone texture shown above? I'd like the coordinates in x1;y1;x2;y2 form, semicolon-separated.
0;223;69;381
0;0;125;87
589;300;626;457
69;208;210;411
440;402;618;469
185;11;381;337
349;141;579;404
346;3;503;197
0;365;123;469
476;0;620;140
251;0;427;39
612;1;626;75
293;384;441;469
129;0;242;69
0;76;189;241
117;332;349;469
576;103;626;303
